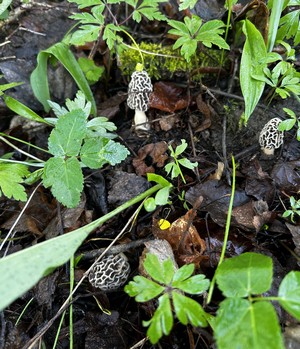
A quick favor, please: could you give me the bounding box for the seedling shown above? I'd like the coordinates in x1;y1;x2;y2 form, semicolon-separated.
165;139;198;184
0;91;129;208
278;107;300;141
124;253;210;344
282;196;300;223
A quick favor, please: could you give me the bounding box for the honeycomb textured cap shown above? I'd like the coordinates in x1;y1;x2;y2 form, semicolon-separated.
89;253;130;291
259;117;284;150
127;70;153;111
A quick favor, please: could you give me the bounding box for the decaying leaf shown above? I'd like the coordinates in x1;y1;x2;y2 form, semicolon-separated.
153;209;206;268
149;81;189;113
132;142;169;176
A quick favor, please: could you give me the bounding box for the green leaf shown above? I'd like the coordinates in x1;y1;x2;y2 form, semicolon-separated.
278;119;295;131
24;168;44;185
172;292;208;327
70;24;101;46
124;275;165;302
0;162;29;201
240;20;267;125
144;197;157;212
277;9;300;46
174;139;188;156
154;186;171;206
78;57;105;85
3;95;50;125
0;0;12;16
48;109;87;157
147;173;172;188
196;20;229;50
143;293;173;344
68;0;100;8
30;42;96;115
143;254;175;285
0;81;23;96
216;252;273;297
103;23;121;50
43;157;83;208
0;225;91;311
278;271;300;321
172;274;210;295
215;299;284;349
80;138;129;169
172;263;195;282
177;158;198;170
179;0;198;10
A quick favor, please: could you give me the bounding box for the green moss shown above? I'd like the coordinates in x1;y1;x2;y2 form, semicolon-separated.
118;41;228;80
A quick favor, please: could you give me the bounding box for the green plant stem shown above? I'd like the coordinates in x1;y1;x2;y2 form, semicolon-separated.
69;257;74;349
0;136;45;163
0;158;45;167
52;311;66;349
120;28;144;66
206;155;236;304
0;132;50;154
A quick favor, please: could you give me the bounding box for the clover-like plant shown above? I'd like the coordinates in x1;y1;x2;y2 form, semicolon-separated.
124;253;210;344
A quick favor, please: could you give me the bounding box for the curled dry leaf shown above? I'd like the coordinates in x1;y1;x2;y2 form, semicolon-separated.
153;209;206;268
149;81;189;113
132;141;169;176
195;93;212;132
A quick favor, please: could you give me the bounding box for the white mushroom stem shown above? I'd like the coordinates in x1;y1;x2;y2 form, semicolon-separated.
134;109;150;131
261;147;275;156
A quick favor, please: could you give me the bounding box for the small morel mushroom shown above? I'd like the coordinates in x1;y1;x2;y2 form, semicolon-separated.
127;64;153;133
89;253;130;291
259;117;284;155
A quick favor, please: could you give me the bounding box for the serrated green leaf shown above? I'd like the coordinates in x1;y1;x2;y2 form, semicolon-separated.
173;274;209;294
78;57;105;85
70;25;101;45
197;20;229;50
240;20;267;125
43;157;83;208
0;162;29;201
48;109;86;157
86;117;116;138
143;254;175;284
215;299;284;349
277;10;300;46
179;0;198;10
103;24;121;50
80;138;129;169
68;0;100;8
65;91;92;117
278;271;300;321
172;292;208;327
143;293;173;344
216;252;273;297
173;264;195;282
124;275;164;302
69;12;102;25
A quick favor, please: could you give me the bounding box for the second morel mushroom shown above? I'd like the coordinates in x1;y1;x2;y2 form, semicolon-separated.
127;64;153;133
259;117;284;155
89;253;130;291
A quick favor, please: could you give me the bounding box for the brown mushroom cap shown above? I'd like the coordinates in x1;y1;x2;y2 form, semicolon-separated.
127;70;153;112
259;117;284;154
88;253;130;291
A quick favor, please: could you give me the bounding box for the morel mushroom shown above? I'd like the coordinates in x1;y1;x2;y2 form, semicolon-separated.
89;253;130;291
259;117;284;155
127;64;153;132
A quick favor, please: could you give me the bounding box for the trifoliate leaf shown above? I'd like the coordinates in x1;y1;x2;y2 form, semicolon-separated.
80;138;129;169
48;109;87;157
172;292;208;327
124;275;164;302
143;293;173;344
0;162;29;201
43;157;83;208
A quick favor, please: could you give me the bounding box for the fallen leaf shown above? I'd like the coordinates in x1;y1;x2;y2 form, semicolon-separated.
132;142;169;176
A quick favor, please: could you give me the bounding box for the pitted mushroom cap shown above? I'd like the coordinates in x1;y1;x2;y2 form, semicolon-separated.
89;253;130;291
259;117;284;151
127;70;153;112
